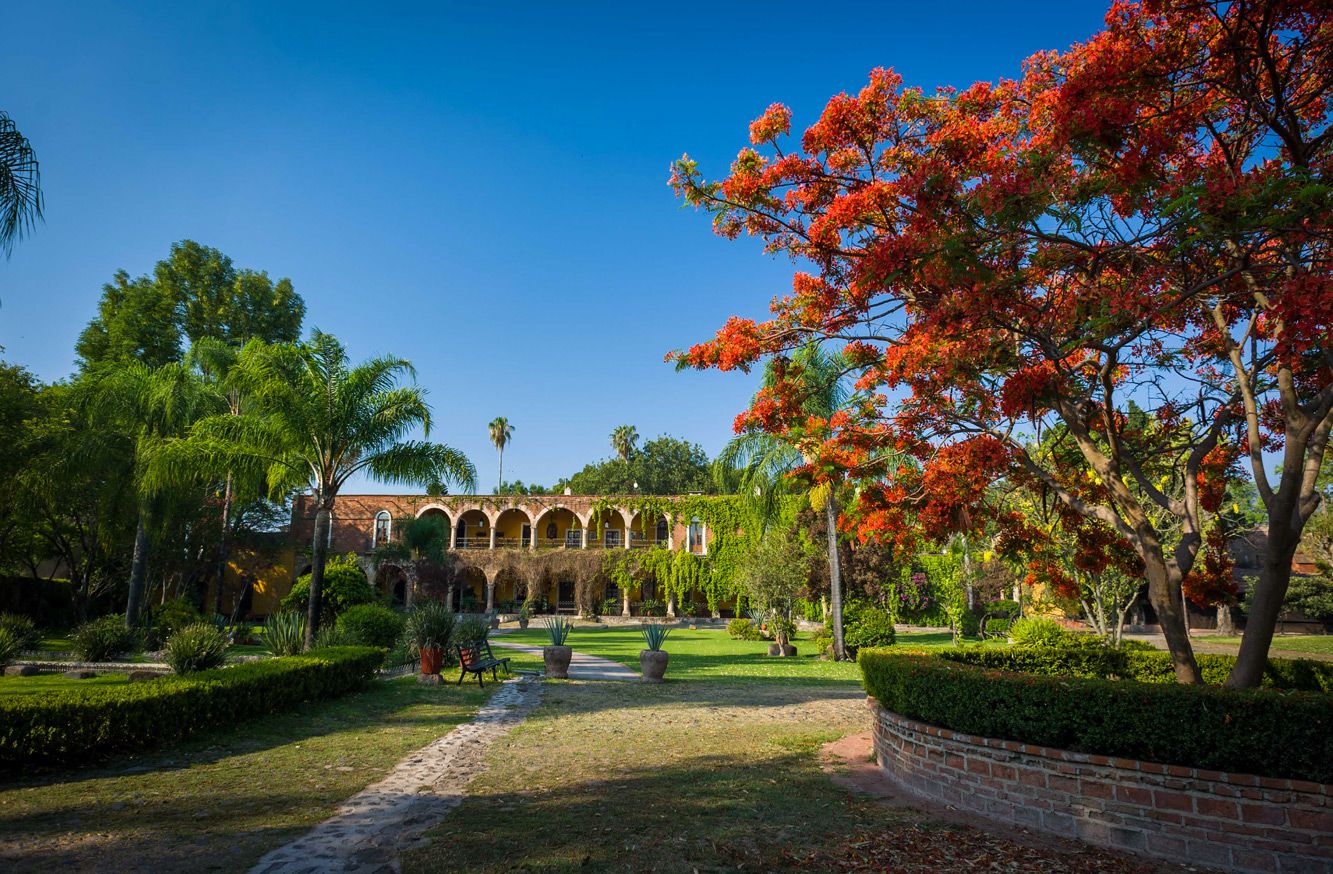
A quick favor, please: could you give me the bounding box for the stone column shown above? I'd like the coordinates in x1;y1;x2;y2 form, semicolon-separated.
489;526;497;550
485;572;496;613
666;593;677;618
580;527;587;549
448;523;457;551
622;587;631;617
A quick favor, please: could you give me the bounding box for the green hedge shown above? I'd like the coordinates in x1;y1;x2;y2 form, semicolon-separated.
935;645;1333;692
859;649;1333;782
0;646;384;767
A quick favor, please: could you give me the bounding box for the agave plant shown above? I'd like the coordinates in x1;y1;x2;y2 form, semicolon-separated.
264;611;306;656
404;601;456;652
640;623;672;652
543;616;573;647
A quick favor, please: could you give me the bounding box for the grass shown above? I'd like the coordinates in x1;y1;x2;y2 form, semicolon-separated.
0;673;132;697
1203;634;1333;656
0;677;492;873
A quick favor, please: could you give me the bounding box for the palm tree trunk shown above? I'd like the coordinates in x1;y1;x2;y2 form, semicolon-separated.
825;495;846;660
125;511;151;628
498;448;504;493
212;475;233;616
305;506;331;649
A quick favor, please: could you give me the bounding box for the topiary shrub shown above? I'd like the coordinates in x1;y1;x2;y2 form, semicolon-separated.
844;605;896;656
1009;616;1070;647
164;623;229;674
72;616;138;662
0;613;41;652
336;604;406;649
0;628;20;667
727;618;763;640
281;555;374;621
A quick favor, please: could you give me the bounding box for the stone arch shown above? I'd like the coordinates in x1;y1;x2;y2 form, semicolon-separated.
494;507;533;548
629;509;671;548
454;565;487;612
375;563;411;608
454;508;490;549
586;505;630;548
531;506;586;548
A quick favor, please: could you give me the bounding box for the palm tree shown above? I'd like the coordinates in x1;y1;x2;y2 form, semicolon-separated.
610;424;638;461
87;360;224;627
0;111;42;257
488;416;515;492
150;332;476;646
714;345;853;659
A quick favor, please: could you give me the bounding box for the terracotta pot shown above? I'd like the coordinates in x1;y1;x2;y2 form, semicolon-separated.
543;645;572;679
640;649;669;683
419;646;444;675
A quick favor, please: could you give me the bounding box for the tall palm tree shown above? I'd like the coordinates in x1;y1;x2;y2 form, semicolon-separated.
0;111;42;257
88;360;224;627
151;332;476;646
488;416;515;492
610;424;638;461
714;345;853;659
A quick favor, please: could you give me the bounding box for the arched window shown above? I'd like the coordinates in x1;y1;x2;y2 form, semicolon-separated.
655;518;669;544
546;521;558;540
372;511;392;547
688;517;705;554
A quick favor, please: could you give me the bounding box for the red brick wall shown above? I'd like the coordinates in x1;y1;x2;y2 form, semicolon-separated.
869;698;1332;873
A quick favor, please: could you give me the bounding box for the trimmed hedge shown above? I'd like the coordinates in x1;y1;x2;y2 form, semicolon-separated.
935;644;1333;692
859;649;1333;782
0;646;384;767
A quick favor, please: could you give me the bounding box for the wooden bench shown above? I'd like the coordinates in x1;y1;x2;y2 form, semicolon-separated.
455;641;511;688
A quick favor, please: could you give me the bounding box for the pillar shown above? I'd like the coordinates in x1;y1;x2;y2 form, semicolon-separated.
489;526;497;550
622;587;631;617
580;527;587;549
485;571;496;613
449;523;457;551
666;593;677;618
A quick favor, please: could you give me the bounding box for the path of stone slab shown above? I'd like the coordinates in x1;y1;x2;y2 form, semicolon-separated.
488;640;640;681
249;675;542;874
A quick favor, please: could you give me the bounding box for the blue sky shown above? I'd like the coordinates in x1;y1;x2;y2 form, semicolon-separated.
0;0;1111;492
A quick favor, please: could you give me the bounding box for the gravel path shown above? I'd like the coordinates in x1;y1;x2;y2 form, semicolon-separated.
487;640;639;681
249;675;542;874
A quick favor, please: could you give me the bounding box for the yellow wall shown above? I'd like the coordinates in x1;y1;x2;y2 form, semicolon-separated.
495;511;529;542
534;510;581;545
205;547;294;618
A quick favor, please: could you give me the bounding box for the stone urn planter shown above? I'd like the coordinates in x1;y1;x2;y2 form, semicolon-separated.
543;645;572;678
419;646;444;675
518;616;530;630
640;649;669;683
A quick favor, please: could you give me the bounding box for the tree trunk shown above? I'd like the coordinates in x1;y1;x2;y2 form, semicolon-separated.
305;507;331;650
1143;553;1201;683
212;475;233;616
1216;604;1235;636
1226;539;1297;688
125;512;151;628
498;450;504;493
825;496;846;661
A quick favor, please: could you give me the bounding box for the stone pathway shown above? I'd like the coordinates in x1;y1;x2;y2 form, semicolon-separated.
487;640;639;681
249;675;542;874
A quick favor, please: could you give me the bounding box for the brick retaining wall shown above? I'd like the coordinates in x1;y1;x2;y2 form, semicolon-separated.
869;697;1332;873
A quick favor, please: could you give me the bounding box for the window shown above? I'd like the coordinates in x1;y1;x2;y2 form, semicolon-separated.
565;528;582;547
688;518;705;554
655;518;669;543
372;511;392;547
521;524;531;547
546;521;558;540
604;529;621;548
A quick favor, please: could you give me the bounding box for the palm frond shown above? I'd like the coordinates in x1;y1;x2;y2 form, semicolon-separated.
0;111;43;256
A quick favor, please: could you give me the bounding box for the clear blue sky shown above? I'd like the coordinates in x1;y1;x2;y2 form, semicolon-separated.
1;0;1111;492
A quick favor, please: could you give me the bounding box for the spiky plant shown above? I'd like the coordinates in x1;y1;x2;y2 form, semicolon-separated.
543;616;573;646
639;622;672;652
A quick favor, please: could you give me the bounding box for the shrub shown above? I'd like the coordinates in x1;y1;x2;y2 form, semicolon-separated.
403;602;455;653
1009;616;1070;647
164;623;229;674
0;647;383;767
727;618;763;641
957;611;981;639
858;649;1333;782
984;617;1012;636
454;615;489;645
337;604;405;649
281;555;374;620
599;597;620;617
72;616;137;662
638;599;666;617
843;604;896;655
264;611;307;656
0;613;41;652
0;628;20;667
149;597;204;642
314;624;358;648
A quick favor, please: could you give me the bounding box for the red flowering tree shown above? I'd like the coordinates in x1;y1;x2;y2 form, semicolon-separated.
670;0;1331;685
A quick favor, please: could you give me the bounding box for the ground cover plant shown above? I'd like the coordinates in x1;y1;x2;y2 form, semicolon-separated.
0;677;491;873
0;673;133;698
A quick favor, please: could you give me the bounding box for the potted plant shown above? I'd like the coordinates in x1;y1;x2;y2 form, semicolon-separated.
404;601;456;675
542;616;573;678
767;614;797;657
639;622;671;683
518;602;531;630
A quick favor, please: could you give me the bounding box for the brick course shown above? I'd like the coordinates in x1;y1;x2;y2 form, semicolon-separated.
869;697;1332;874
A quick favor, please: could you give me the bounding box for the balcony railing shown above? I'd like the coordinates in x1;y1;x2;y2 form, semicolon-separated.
453;537;489;549
630;537;668;549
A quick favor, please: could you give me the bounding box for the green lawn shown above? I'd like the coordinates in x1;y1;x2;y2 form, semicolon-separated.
0;677;492;873
0;672;132;698
1204;634;1333;656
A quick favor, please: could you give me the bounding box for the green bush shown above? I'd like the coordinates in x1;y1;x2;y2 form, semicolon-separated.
0;613;41;651
1009;616;1070;647
858;649;1333;782
263;611;307;656
0;647;384;767
281;556;374;620
958;611;981;639
149;597;204;644
164;623;229;674
404;601;456;652
0;628;20;667
337;604;405;649
726;618;763;640
936;644;1333;692
72;616;138;662
314;624;358;648
843;604;896;655
455;615;489;645
984;617;1012;636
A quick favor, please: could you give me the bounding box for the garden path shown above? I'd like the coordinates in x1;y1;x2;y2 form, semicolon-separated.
487;640;639;680
249;675;541;874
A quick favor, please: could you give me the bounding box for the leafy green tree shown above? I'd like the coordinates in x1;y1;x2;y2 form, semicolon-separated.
150;332;476;646
738;527;816;647
0;111;42;257
496;480;550;495
488;416;514;492
610;425;638;461
0;363;40;572
557;436;712;495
